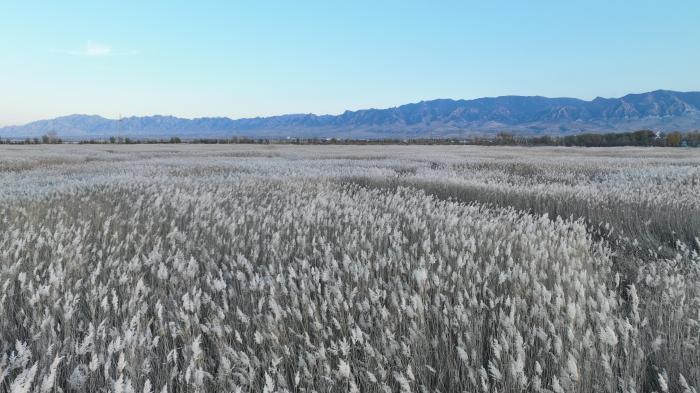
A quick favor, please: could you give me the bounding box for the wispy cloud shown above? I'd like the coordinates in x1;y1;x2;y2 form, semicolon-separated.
61;41;137;57
82;41;112;56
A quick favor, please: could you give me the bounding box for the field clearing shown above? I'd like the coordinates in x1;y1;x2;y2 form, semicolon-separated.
0;144;698;392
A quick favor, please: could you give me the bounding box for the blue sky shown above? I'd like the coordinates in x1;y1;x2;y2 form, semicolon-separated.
1;1;699;125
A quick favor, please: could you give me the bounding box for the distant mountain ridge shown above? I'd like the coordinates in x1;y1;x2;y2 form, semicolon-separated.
3;90;700;139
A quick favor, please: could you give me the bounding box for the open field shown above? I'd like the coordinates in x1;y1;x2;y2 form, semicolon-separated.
0;144;698;392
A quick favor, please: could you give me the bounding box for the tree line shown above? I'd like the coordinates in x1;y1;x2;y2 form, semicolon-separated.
501;130;698;147
0;130;698;147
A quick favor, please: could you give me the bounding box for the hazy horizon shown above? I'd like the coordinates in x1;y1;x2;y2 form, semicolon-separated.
2;1;699;126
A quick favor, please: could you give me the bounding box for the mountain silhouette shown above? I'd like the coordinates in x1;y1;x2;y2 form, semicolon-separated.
2;90;699;139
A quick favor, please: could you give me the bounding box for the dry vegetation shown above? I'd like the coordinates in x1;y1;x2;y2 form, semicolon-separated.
0;144;698;393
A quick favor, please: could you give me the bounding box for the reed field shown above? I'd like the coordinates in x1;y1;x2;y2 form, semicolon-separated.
0;144;698;393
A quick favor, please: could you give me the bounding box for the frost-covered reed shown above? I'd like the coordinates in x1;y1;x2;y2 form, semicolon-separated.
0;144;697;392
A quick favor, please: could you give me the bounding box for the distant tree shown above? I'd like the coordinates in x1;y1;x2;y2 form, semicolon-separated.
496;132;515;145
41;131;59;144
170;136;182;144
666;132;682;147
632;130;655;145
685;131;700;147
531;135;554;145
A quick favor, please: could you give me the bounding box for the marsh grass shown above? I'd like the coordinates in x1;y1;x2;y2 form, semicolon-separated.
0;144;697;392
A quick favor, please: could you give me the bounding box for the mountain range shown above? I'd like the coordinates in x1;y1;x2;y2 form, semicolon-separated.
2;90;700;140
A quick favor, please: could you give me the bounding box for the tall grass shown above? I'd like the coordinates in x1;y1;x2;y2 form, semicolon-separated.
0;144;697;392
